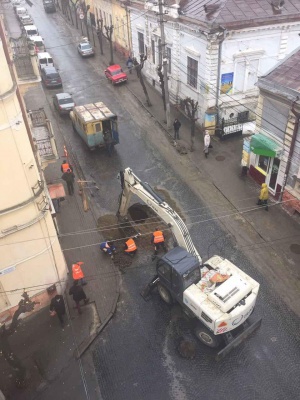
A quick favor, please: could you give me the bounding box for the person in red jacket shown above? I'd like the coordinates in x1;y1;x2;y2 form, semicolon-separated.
151;228;167;257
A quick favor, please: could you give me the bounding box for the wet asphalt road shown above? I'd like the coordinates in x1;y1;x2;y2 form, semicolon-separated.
26;4;300;399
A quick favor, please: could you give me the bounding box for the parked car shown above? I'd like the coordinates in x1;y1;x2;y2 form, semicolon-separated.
53;93;75;115
28;36;46;53
77;38;94;57
24;24;39;37
41;66;62;88
15;7;27;20
37;52;54;70
104;64;128;85
19;14;34;26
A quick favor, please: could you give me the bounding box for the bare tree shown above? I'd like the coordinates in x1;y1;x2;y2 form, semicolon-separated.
103;25;114;65
133;54;152;107
0;292;39;388
157;65;166;111
181;97;199;151
97;18;104;55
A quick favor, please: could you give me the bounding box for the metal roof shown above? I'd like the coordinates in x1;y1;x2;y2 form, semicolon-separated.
74;102;115;122
181;0;300;27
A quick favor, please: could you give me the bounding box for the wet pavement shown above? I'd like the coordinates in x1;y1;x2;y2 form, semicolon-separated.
2;2;300;399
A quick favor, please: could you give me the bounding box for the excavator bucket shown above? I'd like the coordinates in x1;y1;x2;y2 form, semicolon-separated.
140;275;159;301
215;318;262;361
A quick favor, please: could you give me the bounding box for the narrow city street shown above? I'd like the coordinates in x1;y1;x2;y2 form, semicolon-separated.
10;2;300;399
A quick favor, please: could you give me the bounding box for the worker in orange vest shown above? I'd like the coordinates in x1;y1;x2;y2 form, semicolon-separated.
124;237;138;257
72;261;87;285
61;160;73;173
151;228;167;257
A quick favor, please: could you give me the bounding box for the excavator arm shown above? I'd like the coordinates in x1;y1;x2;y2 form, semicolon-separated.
117;168;202;264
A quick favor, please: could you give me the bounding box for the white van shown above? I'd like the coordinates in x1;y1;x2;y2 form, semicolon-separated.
28;36;46;53
24;24;39;38
37;52;54;70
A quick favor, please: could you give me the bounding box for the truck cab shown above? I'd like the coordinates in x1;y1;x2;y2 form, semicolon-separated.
157;247;201;305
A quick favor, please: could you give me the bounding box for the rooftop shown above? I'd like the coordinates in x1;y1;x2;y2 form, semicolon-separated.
181;0;300;28
257;47;300;97
74;102;116;122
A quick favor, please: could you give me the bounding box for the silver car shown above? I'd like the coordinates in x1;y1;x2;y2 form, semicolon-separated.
53;93;75;115
19;14;34;26
77;39;94;57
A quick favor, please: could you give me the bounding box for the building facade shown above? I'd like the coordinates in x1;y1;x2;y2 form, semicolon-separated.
248;47;300;215
0;20;67;322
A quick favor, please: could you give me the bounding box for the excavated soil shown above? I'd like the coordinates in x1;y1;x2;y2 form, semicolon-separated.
97;203;174;271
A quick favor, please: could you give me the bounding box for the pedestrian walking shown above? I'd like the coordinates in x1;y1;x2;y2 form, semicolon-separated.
62;168;75;195
49;294;66;328
126;56;133;74
72;261;87;285
203;131;211;158
61;160;73;173
69;281;89;315
173;119;181;140
151;228;167;258
257;183;269;211
103;130;114;157
100;241;117;259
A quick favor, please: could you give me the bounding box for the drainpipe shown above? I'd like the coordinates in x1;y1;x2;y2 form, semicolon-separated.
279;99;300;202
215;27;226;133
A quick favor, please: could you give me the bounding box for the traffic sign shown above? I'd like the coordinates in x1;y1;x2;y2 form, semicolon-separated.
79;13;84;20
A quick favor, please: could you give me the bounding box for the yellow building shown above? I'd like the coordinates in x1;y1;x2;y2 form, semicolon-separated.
0;20;67;321
92;0;132;57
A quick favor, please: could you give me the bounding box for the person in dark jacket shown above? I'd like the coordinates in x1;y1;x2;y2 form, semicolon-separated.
62;168;75;195
173;119;181;140
126;56;133;74
69;280;89;315
49;294;66;327
103;130;114;157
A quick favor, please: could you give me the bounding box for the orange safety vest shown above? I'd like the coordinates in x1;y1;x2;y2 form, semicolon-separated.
62;162;70;173
125;238;137;253
153;231;164;244
72;263;84;280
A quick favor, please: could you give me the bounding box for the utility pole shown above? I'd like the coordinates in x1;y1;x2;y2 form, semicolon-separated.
158;0;171;129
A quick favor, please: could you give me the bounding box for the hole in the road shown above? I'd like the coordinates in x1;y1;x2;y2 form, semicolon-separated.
128;204;148;223
290;244;300;254
177;339;196;359
216;155;226;161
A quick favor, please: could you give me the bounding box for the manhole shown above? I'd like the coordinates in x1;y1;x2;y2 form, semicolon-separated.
215;155;225;161
128;204;148;223
290;244;300;254
177;339;196;359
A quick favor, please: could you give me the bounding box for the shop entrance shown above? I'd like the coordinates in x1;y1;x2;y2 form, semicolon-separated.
267;157;280;192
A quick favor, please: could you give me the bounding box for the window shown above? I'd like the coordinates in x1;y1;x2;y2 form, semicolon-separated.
258;155;270;173
138;31;145;55
234;59;259;93
151;39;155;64
237;111;249;123
167;47;171;74
94;123;101;132
158;39;162;65
187;56;198;88
157;262;171;282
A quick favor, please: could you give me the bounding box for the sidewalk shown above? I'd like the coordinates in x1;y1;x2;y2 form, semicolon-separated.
1;6;120;399
70;13;300;315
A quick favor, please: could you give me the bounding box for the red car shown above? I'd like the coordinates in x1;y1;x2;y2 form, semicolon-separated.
105;64;128;85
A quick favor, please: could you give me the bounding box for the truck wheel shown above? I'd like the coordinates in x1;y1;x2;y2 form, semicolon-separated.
194;324;221;348
157;283;173;305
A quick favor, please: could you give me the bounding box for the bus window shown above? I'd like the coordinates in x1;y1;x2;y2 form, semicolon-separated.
94;122;101;132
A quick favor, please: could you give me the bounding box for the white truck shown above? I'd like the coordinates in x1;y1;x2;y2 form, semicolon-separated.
117;168;261;360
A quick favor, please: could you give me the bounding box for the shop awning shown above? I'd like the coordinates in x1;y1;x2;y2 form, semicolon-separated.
250;133;280;157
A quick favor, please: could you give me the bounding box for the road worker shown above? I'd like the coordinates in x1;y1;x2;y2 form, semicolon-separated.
124;237;138;257
61;160;73;173
100;241;117;259
72;261;86;285
151;228;167;256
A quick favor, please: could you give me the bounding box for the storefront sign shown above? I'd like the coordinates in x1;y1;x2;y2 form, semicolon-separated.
223;123;243;135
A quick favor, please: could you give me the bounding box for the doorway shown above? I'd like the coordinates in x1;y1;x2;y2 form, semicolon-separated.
268;157;280;192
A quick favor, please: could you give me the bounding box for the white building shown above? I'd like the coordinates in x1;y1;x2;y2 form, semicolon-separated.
0;21;67;322
129;0;300;133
